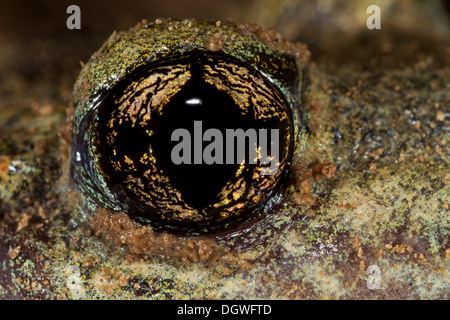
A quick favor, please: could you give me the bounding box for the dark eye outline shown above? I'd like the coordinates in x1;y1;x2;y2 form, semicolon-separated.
70;19;310;237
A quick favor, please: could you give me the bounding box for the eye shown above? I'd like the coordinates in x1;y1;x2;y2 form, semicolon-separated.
71;19;307;235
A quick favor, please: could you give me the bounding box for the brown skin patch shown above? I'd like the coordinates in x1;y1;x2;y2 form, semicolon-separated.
307;98;323;134
205;30;225;51
236;21;310;66
291;192;317;206
290;159;336;208
291;160;314;190
0;156;9;174
58;120;73;145
90;208;252;269
311;160;337;183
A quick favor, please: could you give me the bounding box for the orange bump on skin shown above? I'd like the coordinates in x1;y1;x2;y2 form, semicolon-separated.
8;246;21;260
298;179;312;193
290;160;336;208
291;161;313;191
16;214;32;232
205;31;225;51
436;110;444;122
368;148;384;160
311;161;337;183
0;156;9;173
291;192;317;206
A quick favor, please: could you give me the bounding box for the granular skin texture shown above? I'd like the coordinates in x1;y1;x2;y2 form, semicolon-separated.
291;192;317;207
0;1;449;299
237;20;311;66
90;208;252;268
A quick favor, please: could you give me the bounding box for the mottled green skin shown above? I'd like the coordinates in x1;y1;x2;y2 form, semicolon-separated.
71;18;308;217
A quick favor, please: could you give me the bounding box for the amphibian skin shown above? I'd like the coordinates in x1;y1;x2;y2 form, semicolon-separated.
71;18;310;235
0;1;448;300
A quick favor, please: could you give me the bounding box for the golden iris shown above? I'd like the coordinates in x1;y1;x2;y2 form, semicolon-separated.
71;19;308;235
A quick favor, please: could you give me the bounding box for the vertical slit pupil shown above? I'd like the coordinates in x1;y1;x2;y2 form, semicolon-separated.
94;51;291;233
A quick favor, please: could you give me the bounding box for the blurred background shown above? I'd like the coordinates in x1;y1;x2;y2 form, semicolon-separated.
0;0;449;67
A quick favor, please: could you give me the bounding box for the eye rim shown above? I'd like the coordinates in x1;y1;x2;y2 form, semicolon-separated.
71;18;310;236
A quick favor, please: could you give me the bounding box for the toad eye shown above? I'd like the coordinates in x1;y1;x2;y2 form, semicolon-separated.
71;19;308;235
